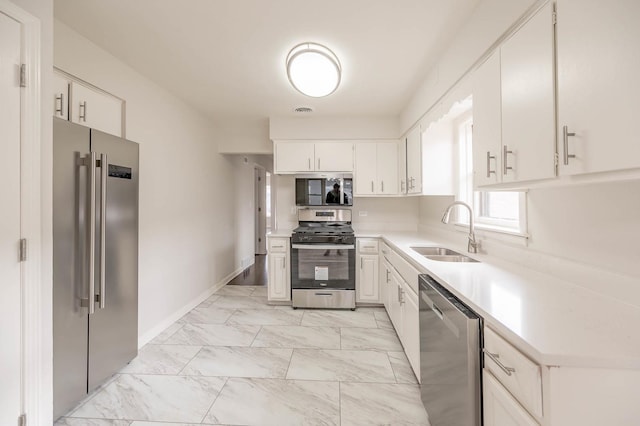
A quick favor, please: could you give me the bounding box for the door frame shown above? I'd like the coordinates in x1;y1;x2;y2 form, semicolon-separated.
0;1;44;424
254;165;267;255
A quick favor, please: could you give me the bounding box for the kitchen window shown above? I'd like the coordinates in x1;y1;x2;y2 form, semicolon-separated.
455;105;528;236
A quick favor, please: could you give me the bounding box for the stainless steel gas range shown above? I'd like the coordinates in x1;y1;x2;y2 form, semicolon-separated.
290;208;356;310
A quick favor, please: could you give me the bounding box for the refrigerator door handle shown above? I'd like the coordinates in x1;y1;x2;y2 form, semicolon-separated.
99;153;107;309
82;152;96;315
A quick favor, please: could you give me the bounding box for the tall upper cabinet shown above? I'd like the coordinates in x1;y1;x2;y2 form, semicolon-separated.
53;69;124;137
472;2;555;187
556;0;640;175
405;125;422;194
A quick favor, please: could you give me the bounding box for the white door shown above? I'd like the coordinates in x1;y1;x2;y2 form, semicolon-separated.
315;141;354;172
354;142;377;195
472;51;502;187
356;254;379;303
557;0;640;175
401;286;420;379
268;252;288;301
406;126;422;194
500;2;555;183
377;142;399;195
0;11;23;425
254;167;267;255
398;137;407;194
483;371;539;426
70;81;123;137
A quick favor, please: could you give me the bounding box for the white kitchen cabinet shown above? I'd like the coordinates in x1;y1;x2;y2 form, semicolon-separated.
267;237;290;302
472;51;502;187
398;136;408;194
500;1;555;183
556;0;640;175
354;141;399;196
274;140;354;174
53;70;124;137
483;370;539;426
356;239;381;303
400;281;420;377
406;125;422;194
388;270;403;335
53;72;70;121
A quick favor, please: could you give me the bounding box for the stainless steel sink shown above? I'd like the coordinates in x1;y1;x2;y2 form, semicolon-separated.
410;246;480;263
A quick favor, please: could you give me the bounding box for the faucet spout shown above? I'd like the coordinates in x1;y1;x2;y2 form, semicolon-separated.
441;201;479;254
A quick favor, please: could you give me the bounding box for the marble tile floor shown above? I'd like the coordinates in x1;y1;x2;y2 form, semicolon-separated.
56;285;430;425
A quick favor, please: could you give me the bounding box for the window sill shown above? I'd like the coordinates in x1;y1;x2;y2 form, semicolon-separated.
453;222;529;239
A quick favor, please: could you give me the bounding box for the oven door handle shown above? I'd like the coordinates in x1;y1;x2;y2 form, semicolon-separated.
291;244;355;250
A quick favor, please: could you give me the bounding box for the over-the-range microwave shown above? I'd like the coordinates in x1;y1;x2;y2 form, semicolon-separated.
295;175;353;207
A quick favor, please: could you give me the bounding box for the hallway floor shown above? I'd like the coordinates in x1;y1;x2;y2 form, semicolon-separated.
55;286;430;425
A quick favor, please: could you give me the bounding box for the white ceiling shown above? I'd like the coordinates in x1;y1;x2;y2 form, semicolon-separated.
54;0;480;121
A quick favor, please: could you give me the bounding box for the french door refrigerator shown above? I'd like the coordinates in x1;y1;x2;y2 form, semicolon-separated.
53;117;139;419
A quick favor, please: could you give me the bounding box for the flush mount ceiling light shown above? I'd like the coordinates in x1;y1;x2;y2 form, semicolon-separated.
286;42;341;98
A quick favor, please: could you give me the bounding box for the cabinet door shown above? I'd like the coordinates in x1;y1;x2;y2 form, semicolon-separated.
500;2;555;183
380;258;392;313
70;82;123;137
377;142;399;195
483;371;539;426
398;137;408;194
268;252;290;301
401;285;420;380
53;72;70;120
472;51;502;187
388;271;403;336
557;0;640;175
406;126;422;194
357;254;380;303
275;142;315;173
315;141;354;172
354;143;377;195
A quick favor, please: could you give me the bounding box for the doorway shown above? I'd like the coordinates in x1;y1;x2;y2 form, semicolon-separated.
254;166;267;255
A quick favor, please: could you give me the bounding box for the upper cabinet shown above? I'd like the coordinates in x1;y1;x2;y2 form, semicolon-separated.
53;70;124;137
274;140;354;174
556;0;640;175
406;125;422;194
353;141;399;196
472;2;555;187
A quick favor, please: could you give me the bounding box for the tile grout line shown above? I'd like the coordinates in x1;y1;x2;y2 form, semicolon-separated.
284;347;297;380
175;345;205;376
338;380;342;426
198;376;230;424
386;351;400;384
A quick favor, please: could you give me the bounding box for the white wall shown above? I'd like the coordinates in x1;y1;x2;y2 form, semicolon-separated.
54;21;241;341
217;118;272;154
270;116;399;140
400;0;536;133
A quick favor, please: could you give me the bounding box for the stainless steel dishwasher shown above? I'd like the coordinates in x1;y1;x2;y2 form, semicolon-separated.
419;274;482;426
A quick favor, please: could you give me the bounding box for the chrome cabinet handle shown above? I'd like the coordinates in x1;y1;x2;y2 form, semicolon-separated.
99;154;107;309
318;158;321;170
486;151;496;177
308;158;311;170
360;257;363;269
563;125;576;165
381;181;384;192
271;245;284;249
397;285;401;302
385;269;390;283
371;181;374;193
503;145;513;175
282;257;286;269
483;349;516;376
79;101;87;122
55;93;64;116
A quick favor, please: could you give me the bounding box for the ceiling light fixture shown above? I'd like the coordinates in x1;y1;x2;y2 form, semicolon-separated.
286;42;341;98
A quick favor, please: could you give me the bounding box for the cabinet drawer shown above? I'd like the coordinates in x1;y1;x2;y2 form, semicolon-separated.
484;327;543;418
268;238;289;253
358;239;379;253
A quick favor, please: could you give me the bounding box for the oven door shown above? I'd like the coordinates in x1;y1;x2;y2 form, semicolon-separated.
291;243;355;290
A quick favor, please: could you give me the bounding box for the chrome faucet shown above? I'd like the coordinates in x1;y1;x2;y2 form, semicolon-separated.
441;201;479;253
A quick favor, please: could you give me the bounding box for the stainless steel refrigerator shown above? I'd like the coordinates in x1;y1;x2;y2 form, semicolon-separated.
53;117;139;419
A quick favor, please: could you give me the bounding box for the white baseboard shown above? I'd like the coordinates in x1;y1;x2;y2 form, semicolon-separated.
137;266;244;348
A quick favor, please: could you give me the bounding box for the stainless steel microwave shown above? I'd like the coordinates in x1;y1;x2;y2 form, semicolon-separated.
295;176;353;206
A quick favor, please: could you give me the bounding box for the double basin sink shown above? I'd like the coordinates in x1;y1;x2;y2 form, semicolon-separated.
411;246;479;263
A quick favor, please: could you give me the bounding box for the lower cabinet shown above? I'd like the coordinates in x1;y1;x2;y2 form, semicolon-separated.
483;370;539;426
356;239;380;303
267;237;290;302
401;284;420;375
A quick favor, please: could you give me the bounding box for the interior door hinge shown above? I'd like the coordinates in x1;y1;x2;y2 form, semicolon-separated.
19;238;27;262
552;11;557;25
19;64;27;88
18;413;26;426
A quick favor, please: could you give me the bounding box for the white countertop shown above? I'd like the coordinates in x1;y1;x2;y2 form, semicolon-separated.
376;231;640;370
267;228;294;238
267;227;640;369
